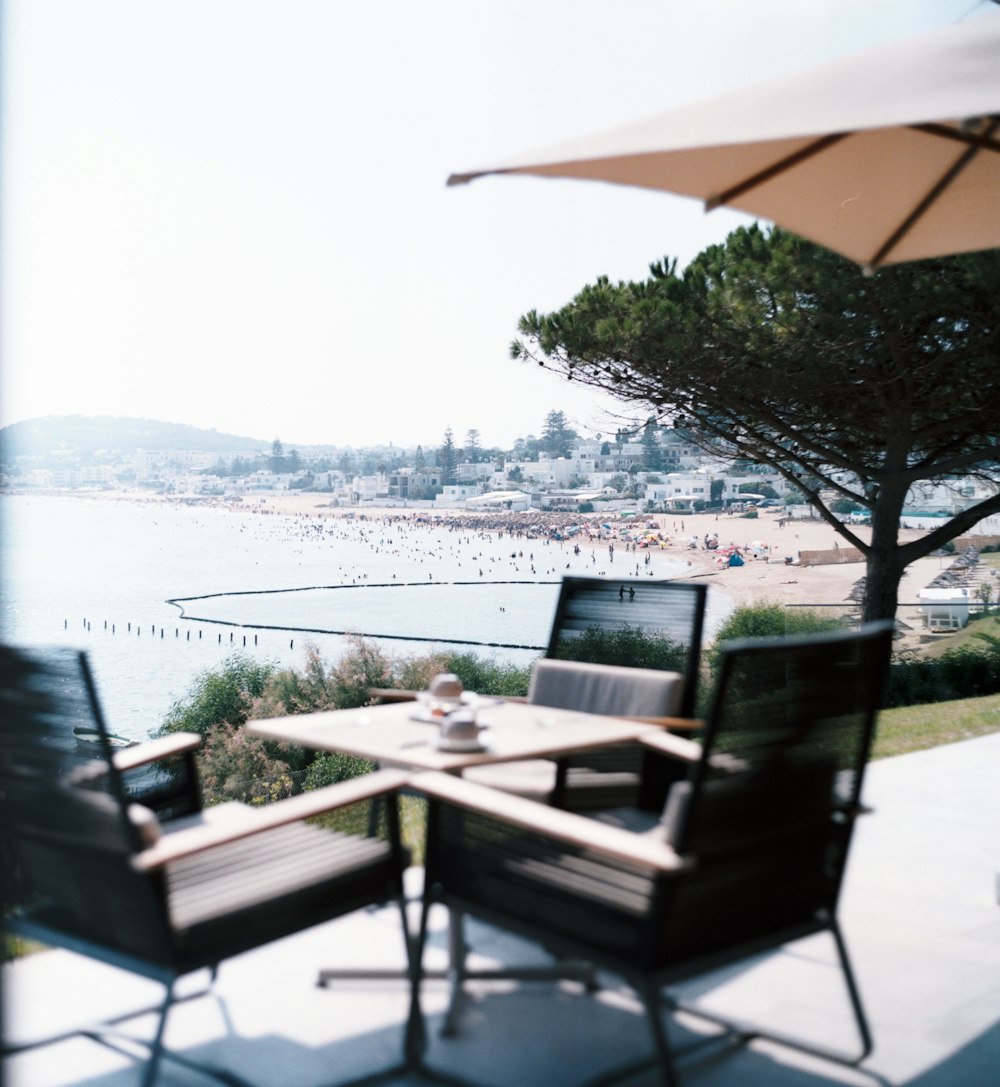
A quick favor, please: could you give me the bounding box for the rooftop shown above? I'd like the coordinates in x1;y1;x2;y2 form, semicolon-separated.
5;732;1000;1087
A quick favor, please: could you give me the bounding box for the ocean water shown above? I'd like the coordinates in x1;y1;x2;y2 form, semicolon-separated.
0;494;703;739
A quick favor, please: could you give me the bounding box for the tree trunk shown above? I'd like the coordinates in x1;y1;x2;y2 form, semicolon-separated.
862;480;908;624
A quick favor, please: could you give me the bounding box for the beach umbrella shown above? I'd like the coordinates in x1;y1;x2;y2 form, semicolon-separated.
448;12;1000;270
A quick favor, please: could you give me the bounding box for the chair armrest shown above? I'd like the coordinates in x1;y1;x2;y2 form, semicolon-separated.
368;687;419;703
113;732;202;772
413;771;688;874
132;767;411;871
368;689;531;705
638;730;702;763
626;715;703;731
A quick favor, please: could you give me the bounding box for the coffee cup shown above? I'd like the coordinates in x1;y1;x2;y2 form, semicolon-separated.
439;708;484;745
429;673;464;701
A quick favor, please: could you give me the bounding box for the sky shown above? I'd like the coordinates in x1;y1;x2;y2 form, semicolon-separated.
0;0;989;452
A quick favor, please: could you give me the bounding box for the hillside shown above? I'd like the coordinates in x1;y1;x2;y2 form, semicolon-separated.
0;416;269;460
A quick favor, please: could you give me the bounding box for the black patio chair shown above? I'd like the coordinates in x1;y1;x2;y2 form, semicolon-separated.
465;577;709;812
0;644;413;1087
412;621;894;1085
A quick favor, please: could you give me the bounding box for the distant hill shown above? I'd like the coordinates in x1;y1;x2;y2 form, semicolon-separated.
0;416;270;460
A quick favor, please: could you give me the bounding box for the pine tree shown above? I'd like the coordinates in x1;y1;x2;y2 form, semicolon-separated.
439;427;458;486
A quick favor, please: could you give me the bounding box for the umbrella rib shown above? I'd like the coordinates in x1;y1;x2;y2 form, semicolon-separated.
912;118;1000;156
869;116;1000;268
705;133;849;210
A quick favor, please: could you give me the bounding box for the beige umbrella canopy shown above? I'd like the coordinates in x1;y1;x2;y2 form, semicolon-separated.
449;12;1000;270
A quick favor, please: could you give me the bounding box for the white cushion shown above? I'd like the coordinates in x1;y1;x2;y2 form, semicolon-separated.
528;658;684;718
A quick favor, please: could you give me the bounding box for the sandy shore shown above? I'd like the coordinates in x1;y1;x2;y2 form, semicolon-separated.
68;488;954;630
212;491;952;613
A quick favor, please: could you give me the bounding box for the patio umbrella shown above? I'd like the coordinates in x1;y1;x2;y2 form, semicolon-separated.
448;12;1000;270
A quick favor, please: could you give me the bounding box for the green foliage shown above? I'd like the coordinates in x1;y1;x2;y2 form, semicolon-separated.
304;752;376;790
438;426;458;486
541;409;577;458
196;723;294;805
713;602;845;643
578;501;595;513
553;626;688;673
513;225;1000;621
158;655;276;738
252;642;375;718
390;648;531;698
887;633;1000;708
435;652;532;697
706;603;844;688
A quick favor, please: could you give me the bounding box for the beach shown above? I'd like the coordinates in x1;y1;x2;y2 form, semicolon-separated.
1;487;979;735
85;488;953;634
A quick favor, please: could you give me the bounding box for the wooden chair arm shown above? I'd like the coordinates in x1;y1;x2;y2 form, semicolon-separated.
367;689;531;705
132;767;411;871
638;730;703;763
113;732;201;772
413;771;689;875
367;687;419;703
625;715;704;731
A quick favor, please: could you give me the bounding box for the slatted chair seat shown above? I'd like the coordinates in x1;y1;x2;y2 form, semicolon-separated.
165;821;398;958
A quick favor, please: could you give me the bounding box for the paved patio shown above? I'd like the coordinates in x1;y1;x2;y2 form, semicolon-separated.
5;732;1000;1087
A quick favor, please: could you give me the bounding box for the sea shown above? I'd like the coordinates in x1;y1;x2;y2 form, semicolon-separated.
0;493;711;741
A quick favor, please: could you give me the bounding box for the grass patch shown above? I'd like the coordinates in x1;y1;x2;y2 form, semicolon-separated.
916;614;1000;659
400;794;427;866
872;692;1000;760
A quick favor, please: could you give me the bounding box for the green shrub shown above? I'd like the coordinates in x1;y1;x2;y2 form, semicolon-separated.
552;625;688;674
304;752;376;789
712;602;844;643
196;723;295;806
888;633;1000;707
430;651;532;697
705;602;845;689
158;654;277;737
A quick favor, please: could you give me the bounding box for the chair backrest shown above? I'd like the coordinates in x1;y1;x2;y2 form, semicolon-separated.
661;621;893;958
544;577;708;717
0;645;174;961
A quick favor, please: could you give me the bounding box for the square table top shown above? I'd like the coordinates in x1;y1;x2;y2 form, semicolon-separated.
246;698;657;773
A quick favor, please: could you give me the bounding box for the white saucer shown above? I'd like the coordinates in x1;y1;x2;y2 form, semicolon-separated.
435;736;489;753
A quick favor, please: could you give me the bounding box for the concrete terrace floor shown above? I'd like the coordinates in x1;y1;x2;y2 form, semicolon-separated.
5;732;1000;1087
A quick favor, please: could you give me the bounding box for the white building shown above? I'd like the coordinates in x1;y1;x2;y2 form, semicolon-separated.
465;490;533;512
433;484;483;509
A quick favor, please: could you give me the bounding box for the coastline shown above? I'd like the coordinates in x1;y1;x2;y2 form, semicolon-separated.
7;488;952;642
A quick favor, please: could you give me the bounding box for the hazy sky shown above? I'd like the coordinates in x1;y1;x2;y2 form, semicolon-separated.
0;0;986;451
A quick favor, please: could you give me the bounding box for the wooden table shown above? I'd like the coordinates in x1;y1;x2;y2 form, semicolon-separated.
247;698;664;1030
247;697;658;774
